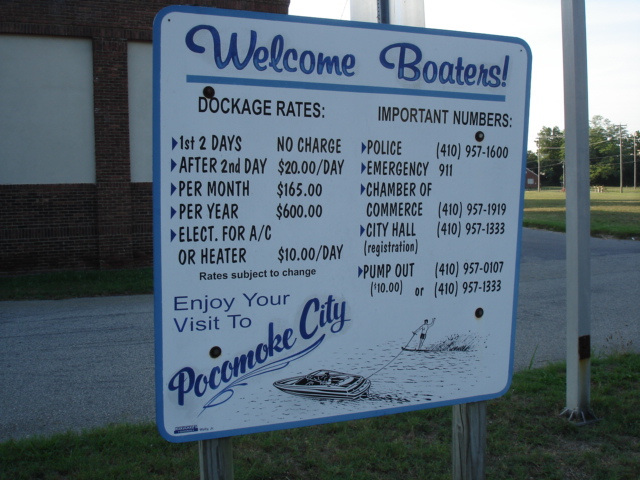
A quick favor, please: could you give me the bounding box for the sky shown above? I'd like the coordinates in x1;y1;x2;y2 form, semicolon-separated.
289;0;640;150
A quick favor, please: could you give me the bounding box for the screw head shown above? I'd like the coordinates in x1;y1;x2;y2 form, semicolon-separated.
203;86;215;99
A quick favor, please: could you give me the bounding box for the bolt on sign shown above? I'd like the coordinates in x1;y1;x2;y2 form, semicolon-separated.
153;6;531;442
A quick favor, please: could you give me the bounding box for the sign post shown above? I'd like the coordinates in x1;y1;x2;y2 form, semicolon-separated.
153;6;530;448
199;437;233;480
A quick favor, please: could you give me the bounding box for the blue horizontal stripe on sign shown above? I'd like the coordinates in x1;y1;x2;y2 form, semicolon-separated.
186;75;506;102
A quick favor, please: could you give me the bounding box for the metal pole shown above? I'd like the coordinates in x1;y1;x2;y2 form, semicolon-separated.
378;0;390;23
560;0;596;424
352;0;425;27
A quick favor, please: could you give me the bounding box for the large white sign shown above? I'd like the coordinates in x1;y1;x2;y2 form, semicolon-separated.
154;6;531;443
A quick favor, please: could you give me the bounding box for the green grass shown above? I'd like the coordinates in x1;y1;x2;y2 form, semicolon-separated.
0;267;152;301
2;353;638;480
524;188;640;238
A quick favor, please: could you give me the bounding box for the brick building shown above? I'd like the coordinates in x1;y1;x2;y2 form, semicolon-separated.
525;168;539;190
0;0;289;274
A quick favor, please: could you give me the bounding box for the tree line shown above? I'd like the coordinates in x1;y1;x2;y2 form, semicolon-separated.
528;115;639;187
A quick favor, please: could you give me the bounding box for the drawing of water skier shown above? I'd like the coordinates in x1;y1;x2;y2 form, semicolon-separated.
402;318;436;352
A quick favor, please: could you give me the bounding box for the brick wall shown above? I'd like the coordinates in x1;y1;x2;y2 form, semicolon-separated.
0;185;99;272
0;0;289;274
131;182;153;265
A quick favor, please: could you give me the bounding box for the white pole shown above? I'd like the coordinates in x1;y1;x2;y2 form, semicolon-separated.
389;0;425;27
350;0;379;23
560;0;596;424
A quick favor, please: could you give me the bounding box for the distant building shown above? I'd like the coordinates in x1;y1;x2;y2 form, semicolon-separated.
0;0;288;273
525;168;539;190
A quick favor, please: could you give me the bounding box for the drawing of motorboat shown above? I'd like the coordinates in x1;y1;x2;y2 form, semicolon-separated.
273;370;371;399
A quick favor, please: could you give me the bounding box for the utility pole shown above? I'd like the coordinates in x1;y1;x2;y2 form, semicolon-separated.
619;124;627;193
634;133;637;189
537;140;541;191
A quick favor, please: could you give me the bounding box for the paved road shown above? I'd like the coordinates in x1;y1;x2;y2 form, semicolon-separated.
515;229;640;370
1;228;639;442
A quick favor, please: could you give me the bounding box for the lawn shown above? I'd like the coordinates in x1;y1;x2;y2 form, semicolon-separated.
523;188;640;238
0;267;152;300
1;353;638;480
